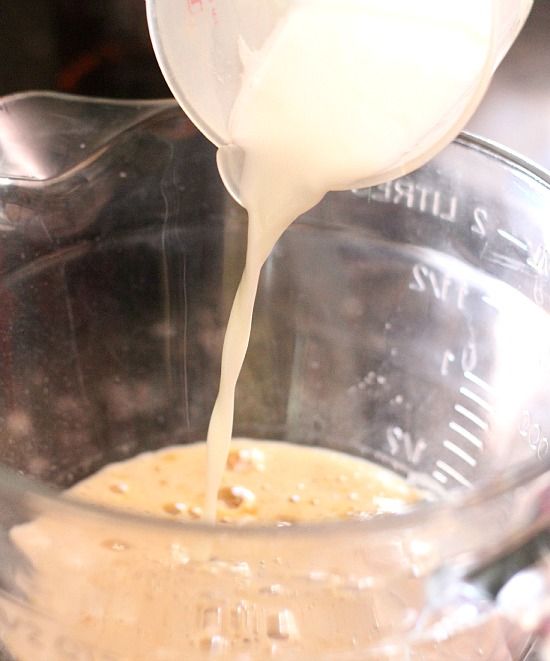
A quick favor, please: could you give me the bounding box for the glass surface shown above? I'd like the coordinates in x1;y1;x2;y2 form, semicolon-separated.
0;93;548;660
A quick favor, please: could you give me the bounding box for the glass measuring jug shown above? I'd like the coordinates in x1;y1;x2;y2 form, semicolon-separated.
146;0;534;202
0;92;548;660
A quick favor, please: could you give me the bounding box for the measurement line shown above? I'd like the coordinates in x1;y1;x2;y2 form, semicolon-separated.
449;421;484;449
435;460;473;488
482;295;499;310
432;470;449;485
454;404;489;431
464;371;494;394
497;229;528;252
443;440;478;467
459;386;494;414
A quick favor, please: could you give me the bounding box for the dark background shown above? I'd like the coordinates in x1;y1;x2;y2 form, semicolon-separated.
0;0;170;99
0;0;549;169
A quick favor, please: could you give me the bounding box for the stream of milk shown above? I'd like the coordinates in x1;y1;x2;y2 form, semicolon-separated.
205;0;493;520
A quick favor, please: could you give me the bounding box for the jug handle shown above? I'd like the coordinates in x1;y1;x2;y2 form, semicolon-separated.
466;515;549;658
0;91;177;182
419;470;550;659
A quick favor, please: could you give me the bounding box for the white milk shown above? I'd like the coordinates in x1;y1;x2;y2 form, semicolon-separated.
205;0;494;520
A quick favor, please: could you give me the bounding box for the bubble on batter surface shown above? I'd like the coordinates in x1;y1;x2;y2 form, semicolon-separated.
109;481;129;494
163;502;188;515
226;447;265;473
218;485;257;510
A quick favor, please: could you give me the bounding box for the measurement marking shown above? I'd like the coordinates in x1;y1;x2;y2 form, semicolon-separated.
464;371;494;394
432;470;448;485
449;421;484;449
435;460;473;488
454;404;488;431
443;440;477;467
481;295;499;310
486;251;525;272
459;387;494;414
497;229;528;252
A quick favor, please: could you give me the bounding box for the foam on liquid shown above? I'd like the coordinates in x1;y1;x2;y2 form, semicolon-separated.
205;0;493;519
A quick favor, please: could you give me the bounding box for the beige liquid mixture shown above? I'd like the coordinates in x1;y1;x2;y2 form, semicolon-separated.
4;440;432;661
5;442;512;660
64;439;421;524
